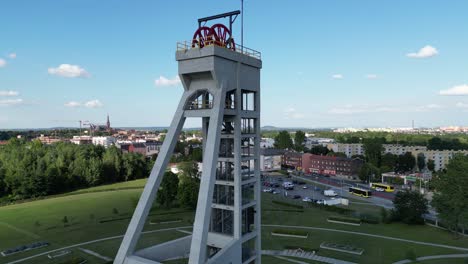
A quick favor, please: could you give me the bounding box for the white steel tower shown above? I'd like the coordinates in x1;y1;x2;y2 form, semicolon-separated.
114;11;262;264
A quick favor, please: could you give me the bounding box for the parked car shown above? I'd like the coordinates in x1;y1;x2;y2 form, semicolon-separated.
292;195;301;199
302;185;308;189
375;187;385;192
314;187;321;191
263;188;273;193
302;197;312;202
316;199;325;205
272;190;279;194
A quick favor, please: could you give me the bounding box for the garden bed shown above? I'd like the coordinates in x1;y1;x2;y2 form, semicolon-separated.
320;242;364;255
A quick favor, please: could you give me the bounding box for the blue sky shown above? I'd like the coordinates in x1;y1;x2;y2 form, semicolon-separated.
1;0;468;129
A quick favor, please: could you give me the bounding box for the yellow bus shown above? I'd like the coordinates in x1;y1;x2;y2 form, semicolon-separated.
371;183;395;192
349;187;372;198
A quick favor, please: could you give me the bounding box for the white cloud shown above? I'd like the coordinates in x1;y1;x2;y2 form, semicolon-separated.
0;59;6;67
154;75;181;86
64;101;82;108
407;45;438;58
366;74;378;79
415;104;443;112
8;53;16;59
284;107;305;119
332;74;343;79
0;90;19;97
439;84;468;96
0;98;23;106
48;64;90;78
84;99;103;108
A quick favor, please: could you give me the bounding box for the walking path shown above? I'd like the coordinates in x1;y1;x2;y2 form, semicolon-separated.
262;249;356;264
0;222;41;239
78;247;113;262
264;224;468;252
393;253;468;264
5;226;192;264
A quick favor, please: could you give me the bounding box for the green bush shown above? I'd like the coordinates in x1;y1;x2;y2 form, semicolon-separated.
272;200;304;209
328;216;361;224
272;229;308;237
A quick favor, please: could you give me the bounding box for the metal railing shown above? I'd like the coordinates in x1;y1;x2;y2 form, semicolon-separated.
177;40;261;60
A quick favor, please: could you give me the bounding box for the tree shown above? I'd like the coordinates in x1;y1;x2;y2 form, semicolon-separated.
309;145;329;155
427;159;435;172
177;176;200;209
274;131;293;150
157;171;179;208
417;153;426;171
395;152;416;173
393;190;428;224
432;154;468;235
363;138;384;167
381;153;398;172
294;130;306;152
327;151;347;158
358;163;380;183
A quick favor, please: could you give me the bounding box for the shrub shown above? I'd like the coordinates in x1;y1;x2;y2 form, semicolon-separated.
272;229;308;237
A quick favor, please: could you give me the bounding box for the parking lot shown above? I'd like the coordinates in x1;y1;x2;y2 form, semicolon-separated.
262;174;346;203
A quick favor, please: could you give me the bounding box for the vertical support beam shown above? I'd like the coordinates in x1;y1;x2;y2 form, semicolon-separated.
254;85;262;263
234;62;242;240
114;92;189;264
189;87;226;264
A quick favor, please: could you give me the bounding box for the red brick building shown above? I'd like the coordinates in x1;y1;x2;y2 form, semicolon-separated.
302;153;363;177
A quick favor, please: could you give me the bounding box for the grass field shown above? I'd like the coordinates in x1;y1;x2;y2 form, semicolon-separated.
1;178;468;264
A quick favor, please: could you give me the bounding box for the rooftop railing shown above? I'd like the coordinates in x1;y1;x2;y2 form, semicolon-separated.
177;40;261;60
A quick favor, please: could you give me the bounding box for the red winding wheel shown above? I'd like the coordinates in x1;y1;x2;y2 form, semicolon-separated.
192;26;214;48
210;24;236;51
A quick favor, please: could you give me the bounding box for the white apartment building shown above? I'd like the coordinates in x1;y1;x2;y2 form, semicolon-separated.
411;149;468;171
70;135;92;145
327;143;364;158
383;144;427;156
92;136;116;148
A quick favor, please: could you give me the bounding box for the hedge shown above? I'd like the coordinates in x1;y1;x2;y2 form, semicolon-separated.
272;229;308;237
272;200;304;209
328;216;361;224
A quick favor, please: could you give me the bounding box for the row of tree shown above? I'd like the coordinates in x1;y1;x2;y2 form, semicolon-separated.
0;139;151;201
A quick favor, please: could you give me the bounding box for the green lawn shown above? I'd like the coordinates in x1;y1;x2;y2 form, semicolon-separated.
0;181;194;264
1;179;468;264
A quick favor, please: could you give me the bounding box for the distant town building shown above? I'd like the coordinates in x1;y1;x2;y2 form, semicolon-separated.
145;141;162;156
92;136;116;148
70;136;92;145
36;134;63;145
260;138;275;148
305;137;335;150
302;153;363;178
260;148;284;171
281;151;303;170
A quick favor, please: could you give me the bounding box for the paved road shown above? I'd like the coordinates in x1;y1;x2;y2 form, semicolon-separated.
263;224;468;252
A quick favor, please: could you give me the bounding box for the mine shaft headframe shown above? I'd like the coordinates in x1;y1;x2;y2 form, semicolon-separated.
192;10;240;51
